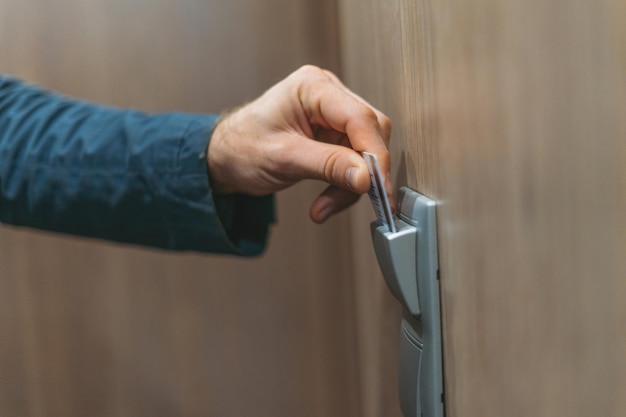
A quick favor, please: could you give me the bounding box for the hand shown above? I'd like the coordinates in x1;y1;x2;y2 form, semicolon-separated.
208;65;392;223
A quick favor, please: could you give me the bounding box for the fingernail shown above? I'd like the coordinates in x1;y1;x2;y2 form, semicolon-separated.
346;167;359;190
318;204;335;222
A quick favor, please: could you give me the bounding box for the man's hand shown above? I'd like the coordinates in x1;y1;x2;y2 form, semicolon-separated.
208;65;392;223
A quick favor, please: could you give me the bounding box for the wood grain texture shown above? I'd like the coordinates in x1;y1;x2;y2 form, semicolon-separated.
0;1;361;416
338;2;406;417
340;0;626;416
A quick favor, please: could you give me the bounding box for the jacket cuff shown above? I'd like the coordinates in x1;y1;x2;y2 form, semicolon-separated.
174;116;275;255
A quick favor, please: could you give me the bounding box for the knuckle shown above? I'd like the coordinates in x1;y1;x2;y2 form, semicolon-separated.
322;151;342;184
292;65;330;101
268;140;293;169
381;114;392;132
296;64;325;78
381;114;393;138
357;106;378;124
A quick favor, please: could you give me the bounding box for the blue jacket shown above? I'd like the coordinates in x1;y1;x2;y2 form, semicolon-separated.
0;77;274;255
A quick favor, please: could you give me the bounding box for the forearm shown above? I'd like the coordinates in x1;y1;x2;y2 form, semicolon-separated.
0;77;273;254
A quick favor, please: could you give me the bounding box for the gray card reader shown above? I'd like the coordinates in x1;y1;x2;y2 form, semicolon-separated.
370;187;445;417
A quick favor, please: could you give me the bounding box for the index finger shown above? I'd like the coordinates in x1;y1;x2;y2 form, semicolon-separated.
294;67;392;179
321;69;392;147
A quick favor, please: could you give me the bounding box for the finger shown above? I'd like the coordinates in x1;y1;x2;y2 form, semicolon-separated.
309;185;362;223
323;76;394;209
296;71;391;181
278;133;371;194
318;70;395;208
321;69;392;145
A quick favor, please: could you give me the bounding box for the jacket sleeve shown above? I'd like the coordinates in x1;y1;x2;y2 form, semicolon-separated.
0;76;274;255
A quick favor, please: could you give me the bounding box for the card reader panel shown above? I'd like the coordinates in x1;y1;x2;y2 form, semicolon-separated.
370;187;444;417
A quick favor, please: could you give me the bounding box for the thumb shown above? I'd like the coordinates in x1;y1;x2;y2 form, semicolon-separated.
282;136;371;193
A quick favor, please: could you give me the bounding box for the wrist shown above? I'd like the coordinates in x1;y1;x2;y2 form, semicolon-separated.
207;114;235;195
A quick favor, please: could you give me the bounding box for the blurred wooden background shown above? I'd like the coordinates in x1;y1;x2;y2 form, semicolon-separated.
0;1;366;416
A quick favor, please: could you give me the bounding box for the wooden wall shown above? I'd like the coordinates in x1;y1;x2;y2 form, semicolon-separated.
4;1;625;416
340;0;626;416
0;1;363;416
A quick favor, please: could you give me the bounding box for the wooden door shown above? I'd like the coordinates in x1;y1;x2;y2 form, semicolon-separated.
0;1;361;416
340;0;626;416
